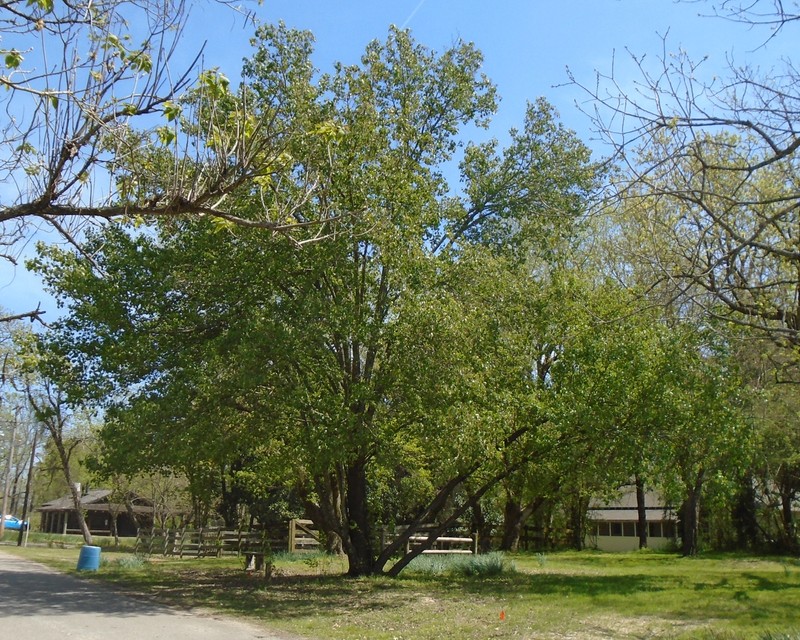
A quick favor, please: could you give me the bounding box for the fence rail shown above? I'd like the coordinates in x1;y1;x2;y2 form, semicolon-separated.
135;520;484;559
134;519;319;557
382;525;479;555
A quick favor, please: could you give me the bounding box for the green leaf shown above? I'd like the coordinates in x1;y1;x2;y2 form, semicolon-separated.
30;0;54;10
156;126;176;146
209;217;235;234
5;50;23;69
163;101;182;122
311;120;346;142
199;69;231;100
131;52;152;73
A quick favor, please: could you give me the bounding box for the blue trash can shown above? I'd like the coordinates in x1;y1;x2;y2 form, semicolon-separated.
77;545;101;571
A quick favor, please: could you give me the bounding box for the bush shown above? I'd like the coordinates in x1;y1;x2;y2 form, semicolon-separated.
407;552;515;577
108;554;150;570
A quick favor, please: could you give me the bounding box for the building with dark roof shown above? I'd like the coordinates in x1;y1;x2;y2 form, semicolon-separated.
37;488;154;537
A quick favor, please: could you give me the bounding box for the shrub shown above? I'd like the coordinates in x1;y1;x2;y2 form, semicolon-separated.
406;552;515;577
110;554;150;570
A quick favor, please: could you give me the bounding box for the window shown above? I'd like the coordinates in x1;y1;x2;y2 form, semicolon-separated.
597;522;610;537
623;522;636;537
648;522;662;538
610;522;623;536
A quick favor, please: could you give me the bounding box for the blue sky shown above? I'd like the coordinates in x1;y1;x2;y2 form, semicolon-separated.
0;0;789;319
231;0;785;144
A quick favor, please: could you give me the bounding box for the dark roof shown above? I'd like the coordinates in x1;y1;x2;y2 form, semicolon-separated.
38;489;154;513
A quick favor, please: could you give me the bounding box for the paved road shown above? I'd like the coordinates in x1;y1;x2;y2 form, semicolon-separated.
0;550;288;640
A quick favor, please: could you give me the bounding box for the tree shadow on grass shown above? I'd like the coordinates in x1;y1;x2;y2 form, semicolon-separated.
169;571;665;625
216;573;671;638
740;572;800;592
126;570;407;620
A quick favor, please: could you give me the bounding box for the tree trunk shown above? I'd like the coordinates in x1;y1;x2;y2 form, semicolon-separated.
500;495;546;552
501;498;523;551
681;471;704;556
17;429;38;547
110;511;120;547
635;475;648;550
777;466;798;551
732;473;759;550
470;500;493;553
218;467;239;528
124;494;141;533
568;495;589;551
780;490;797;550
49;433;92;545
66;478;93;546
0;415;17;539
343;460;375;576
299;473;345;555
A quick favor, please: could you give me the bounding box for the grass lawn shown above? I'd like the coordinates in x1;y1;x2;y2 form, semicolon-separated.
3;539;799;639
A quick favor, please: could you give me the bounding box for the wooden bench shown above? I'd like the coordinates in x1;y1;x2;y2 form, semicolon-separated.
407;534;477;554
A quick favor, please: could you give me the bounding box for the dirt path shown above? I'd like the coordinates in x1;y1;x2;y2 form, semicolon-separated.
0;550;291;640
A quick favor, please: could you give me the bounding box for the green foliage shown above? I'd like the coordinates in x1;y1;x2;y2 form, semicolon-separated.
406;552;515;577
30;24;594;573
4;49;23;69
107;553;150;570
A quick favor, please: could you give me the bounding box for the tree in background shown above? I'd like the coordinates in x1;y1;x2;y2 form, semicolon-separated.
733;339;800;552
25;375;98;546
1;317;98;544
1;315;42;537
546;282;751;556
574;1;800;369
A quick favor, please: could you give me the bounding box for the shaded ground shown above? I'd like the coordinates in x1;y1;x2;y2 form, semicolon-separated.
0;550;292;640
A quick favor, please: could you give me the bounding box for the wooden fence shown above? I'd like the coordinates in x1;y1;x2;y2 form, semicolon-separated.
136;520;486;559
288;518;320;552
134;519;320;557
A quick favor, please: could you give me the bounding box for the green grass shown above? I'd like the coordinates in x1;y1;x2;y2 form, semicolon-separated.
1;530;137;550
3;544;799;639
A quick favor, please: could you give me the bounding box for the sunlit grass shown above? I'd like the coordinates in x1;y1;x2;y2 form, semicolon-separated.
4;544;799;639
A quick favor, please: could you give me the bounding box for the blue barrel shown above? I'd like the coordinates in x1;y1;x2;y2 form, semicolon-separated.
77;545;101;571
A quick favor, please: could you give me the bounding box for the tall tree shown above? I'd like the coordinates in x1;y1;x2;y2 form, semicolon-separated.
34;26;598;575
1;315;42;534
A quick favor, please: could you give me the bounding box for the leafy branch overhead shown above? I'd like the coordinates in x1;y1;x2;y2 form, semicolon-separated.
0;2;341;272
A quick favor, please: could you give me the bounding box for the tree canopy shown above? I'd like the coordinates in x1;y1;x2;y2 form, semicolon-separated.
0;1;341;324
32;24;604;575
22;7;785;568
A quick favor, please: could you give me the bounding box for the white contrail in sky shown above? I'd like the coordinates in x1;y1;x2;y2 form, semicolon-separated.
401;0;428;28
